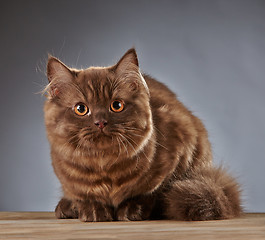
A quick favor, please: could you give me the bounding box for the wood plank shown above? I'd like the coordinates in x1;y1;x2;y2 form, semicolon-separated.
0;212;264;240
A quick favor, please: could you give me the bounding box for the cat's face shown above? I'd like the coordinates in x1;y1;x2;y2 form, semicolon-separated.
44;49;153;159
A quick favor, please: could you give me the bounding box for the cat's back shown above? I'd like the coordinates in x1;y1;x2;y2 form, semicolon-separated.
144;74;176;99
143;74;192;117
143;74;212;176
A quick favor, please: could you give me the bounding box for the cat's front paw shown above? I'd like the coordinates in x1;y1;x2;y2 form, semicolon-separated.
55;198;78;219
116;195;154;221
77;200;114;222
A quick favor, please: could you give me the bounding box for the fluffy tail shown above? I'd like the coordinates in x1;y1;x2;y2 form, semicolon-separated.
164;167;242;221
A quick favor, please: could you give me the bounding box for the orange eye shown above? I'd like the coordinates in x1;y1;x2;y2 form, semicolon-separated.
110;100;124;112
74;103;88;116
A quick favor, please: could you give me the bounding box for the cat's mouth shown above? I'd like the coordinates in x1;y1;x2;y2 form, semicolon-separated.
95;128;111;137
83;129;114;149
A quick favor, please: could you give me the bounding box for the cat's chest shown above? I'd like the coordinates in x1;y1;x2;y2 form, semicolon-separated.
59;157;140;206
76;169;133;206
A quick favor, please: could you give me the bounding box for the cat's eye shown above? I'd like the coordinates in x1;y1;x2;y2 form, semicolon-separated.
110;100;124;112
74;103;89;116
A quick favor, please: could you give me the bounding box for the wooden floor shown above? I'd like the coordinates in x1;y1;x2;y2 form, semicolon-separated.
0;212;264;240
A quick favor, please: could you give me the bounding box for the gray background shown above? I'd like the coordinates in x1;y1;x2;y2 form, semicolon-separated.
0;0;264;212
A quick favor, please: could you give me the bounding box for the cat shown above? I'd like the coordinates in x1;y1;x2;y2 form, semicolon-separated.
44;48;242;222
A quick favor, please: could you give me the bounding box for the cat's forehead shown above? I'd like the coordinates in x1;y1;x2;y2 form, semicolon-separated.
78;67;113;83
76;67;116;102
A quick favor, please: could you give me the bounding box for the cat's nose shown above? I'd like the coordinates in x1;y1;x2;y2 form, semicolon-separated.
94;119;108;129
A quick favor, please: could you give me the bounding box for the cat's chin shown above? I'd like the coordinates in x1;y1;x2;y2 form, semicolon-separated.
83;132;131;156
83;131;115;150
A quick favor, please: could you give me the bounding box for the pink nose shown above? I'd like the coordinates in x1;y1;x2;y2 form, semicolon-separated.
94;120;108;129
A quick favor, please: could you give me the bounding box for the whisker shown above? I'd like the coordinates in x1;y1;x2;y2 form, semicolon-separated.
122;132;153;163
120;127;144;132
122;131;143;138
113;121;136;126
120;129;169;151
118;133;138;157
118;134;129;157
153;125;167;139
116;137;121;159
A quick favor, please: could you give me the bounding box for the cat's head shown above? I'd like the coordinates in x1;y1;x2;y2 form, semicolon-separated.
44;49;153;159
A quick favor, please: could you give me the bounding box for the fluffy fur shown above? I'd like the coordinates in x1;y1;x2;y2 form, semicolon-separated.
44;48;242;221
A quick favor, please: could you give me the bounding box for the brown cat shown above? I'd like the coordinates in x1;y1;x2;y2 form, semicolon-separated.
44;48;241;221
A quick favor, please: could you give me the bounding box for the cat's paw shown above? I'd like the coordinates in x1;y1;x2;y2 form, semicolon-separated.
77;200;114;222
116;195;154;221
55;198;78;219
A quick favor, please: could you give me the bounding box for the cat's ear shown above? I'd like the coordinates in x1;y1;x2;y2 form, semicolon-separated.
113;48;149;95
47;56;74;83
46;56;76;98
114;48;139;76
